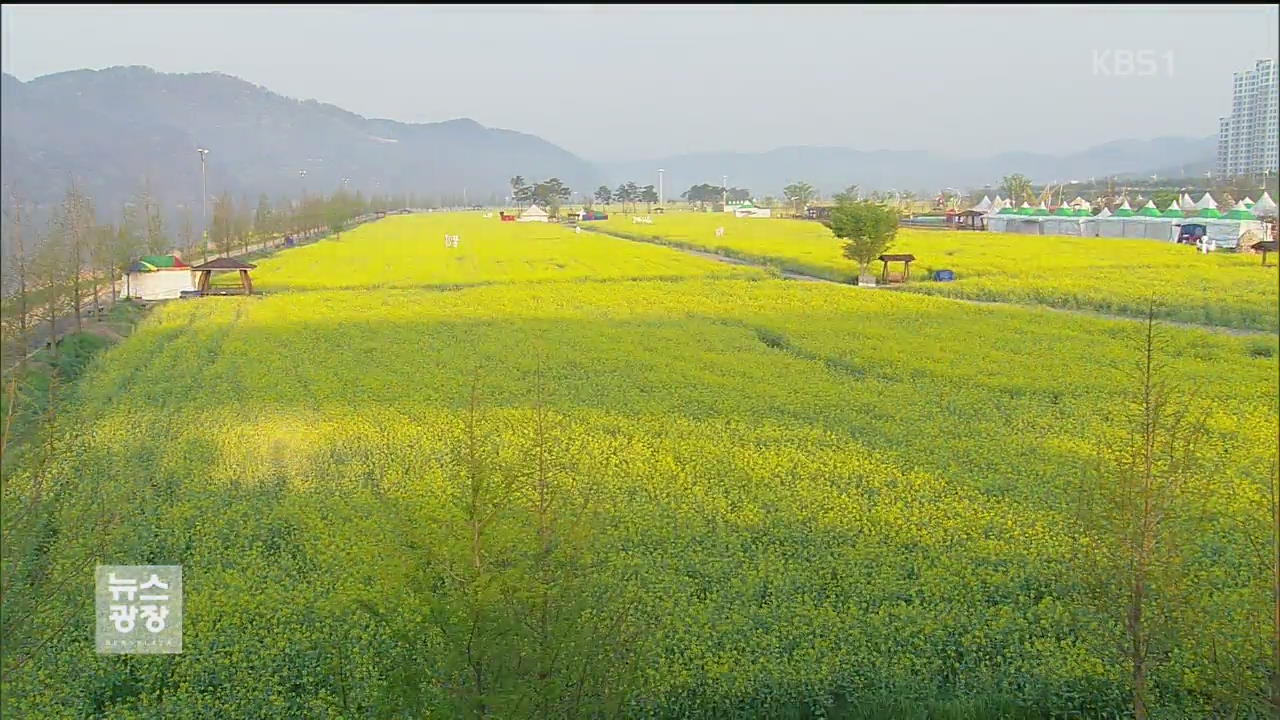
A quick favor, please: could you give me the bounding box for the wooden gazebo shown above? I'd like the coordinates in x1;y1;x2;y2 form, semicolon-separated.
1251;239;1279;267
191;257;257;295
878;253;916;284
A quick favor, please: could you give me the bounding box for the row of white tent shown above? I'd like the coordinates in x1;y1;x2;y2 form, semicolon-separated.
975;192;1276;248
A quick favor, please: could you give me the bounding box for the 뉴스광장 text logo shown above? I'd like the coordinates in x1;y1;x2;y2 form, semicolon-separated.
95;565;182;654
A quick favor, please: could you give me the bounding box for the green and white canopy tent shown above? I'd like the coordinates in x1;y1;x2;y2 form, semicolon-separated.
1042;201;1089;236
1179;193;1198;213
1222;201;1257;221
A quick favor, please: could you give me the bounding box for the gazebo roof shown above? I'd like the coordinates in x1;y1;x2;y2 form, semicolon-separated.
192;257;257;270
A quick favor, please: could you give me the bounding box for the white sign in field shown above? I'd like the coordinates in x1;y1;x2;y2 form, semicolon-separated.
444;235;461;248
632;216;653;224
715;227;725;237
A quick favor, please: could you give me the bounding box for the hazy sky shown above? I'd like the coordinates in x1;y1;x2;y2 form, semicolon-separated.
3;4;1277;162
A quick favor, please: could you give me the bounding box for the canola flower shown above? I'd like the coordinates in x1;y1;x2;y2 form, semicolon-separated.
2;213;1276;718
594;212;1279;332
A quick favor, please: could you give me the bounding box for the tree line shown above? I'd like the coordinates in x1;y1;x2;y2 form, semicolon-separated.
1;179;400;368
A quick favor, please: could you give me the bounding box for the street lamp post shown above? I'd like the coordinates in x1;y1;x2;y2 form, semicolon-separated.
197;148;209;262
658;168;664;208
722;175;727;209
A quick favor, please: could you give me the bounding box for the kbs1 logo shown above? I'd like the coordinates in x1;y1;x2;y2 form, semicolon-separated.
1092;50;1174;77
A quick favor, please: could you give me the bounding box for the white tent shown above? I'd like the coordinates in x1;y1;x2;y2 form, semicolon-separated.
1094;206;1127;237
1042;217;1086;236
1179;193;1197;213
1070;196;1090;210
971;195;992;212
1253;192;1278;217
123;267;195;300
1194;193;1217;211
518;204;549;222
1200;218;1272;250
1242;196;1255;207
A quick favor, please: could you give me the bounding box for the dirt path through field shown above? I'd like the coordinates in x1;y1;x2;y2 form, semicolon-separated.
580;225;1277;338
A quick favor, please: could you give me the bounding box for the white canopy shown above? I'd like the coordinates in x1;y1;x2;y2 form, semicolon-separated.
1253;191;1277;216
1179;193;1197;212
522;204;548;218
1019;201;1031;209
1165;200;1181;213
1195;193;1217;210
1117;199;1133;212
1242;196;1255;205
1096;207;1113;218
971;195;992;212
1071;196;1090;209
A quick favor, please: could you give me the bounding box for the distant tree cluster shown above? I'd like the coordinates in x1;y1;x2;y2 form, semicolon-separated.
680;184;749;210
509;176;574;217
1;178;388;368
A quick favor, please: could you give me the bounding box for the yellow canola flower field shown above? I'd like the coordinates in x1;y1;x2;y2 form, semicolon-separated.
593;211;1279;331
4;213;1277;718
247;212;768;290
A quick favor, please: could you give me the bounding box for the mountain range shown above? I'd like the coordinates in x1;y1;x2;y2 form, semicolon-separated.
1;66;1216;222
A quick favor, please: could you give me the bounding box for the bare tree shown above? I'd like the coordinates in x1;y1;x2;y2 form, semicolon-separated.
1085;301;1206;720
2;189;32;368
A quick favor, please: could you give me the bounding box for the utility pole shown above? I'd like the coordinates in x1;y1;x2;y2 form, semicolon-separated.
197;148;209;263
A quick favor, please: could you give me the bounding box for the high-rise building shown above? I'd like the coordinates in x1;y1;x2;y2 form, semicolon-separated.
1217;58;1278;179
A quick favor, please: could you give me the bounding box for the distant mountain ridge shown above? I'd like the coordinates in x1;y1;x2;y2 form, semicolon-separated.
1;66;1215;220
602;136;1217;198
1;66;600;220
